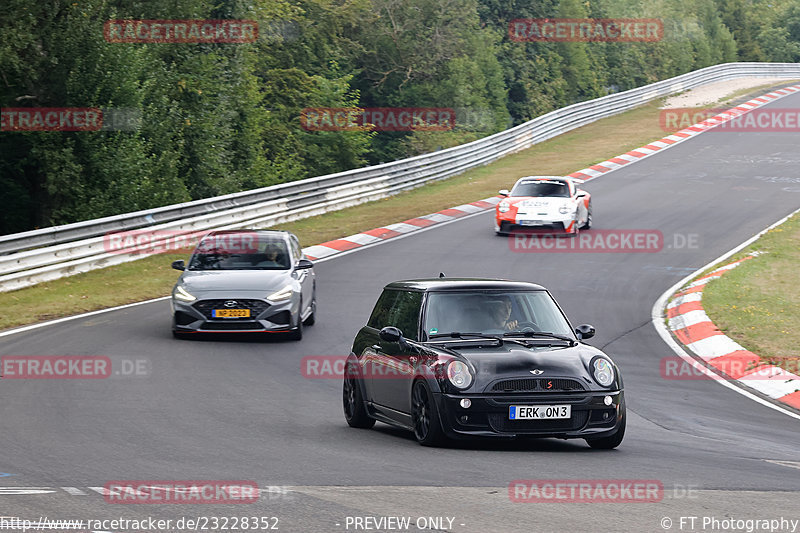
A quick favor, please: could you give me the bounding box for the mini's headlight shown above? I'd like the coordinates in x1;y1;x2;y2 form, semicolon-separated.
447;360;473;390
173;285;196;302
267;285;293;302
498;201;510;213
592;357;615;387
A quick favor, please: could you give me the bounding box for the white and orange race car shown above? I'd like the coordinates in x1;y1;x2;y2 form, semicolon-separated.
495;176;592;236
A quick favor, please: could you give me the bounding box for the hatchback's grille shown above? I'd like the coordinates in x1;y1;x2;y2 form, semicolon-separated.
490;378;585;393
199;321;265;331
488;410;588;433
193;299;270;320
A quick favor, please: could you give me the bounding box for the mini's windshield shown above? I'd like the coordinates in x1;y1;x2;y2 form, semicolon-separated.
511;181;569;198
188;235;291;270
423;290;575;340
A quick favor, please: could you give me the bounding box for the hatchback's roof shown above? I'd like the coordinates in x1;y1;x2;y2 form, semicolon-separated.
385;278;546;292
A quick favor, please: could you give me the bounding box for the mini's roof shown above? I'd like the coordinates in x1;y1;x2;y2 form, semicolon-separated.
385;278;546;292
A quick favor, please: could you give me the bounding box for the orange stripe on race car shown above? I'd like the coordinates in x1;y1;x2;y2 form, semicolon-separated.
319;239;362;252
779;391;800;409
438;208;469;218
672;322;721;345
666;301;704;318
403;217;437;228
363;227;402;239
708;350;762;379
608;157;630;165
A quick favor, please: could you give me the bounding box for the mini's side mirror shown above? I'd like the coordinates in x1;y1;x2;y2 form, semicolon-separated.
171;260;185;271
295;258;314;270
379;326;403;343
575;324;595;340
498;189;510;197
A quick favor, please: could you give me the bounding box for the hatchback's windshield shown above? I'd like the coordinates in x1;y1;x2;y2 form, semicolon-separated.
511;181;569;198
188;235;291;270
423;291;574;339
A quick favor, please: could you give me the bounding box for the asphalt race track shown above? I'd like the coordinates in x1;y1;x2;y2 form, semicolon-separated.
1;93;800;532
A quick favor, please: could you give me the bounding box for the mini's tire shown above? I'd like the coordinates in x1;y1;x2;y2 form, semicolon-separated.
411;380;447;446
343;371;375;429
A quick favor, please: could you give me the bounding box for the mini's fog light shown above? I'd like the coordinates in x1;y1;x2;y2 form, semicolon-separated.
603;395;613;406
603;412;610;420
459;415;469;424
460;399;472;409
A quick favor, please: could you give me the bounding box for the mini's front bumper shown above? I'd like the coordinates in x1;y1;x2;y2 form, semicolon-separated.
433;390;624;440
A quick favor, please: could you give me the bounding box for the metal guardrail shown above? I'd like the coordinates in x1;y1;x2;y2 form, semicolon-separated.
2;62;800;292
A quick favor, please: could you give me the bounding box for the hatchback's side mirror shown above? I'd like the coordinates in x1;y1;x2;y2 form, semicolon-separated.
575;324;595;340
295;258;314;270
498;189;510;197
379;326;403;343
171;260;185;271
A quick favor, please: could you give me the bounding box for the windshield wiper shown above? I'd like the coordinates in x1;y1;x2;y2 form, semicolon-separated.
429;332;503;345
503;331;577;346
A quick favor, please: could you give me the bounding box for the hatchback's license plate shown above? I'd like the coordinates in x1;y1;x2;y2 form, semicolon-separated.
212;309;250;318
509;405;571;420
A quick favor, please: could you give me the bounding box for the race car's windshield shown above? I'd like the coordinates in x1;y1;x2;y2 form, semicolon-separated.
423;290;575;340
511;181;569;198
188;235;291;270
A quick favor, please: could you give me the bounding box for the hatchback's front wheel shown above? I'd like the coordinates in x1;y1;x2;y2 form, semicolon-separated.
411;380;446;446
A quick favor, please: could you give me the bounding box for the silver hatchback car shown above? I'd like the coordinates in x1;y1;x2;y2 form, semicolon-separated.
170;230;316;340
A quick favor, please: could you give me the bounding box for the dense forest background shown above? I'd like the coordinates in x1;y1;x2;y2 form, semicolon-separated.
1;0;799;234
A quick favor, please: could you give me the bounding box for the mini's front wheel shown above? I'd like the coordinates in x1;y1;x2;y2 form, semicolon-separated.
411;380;447;446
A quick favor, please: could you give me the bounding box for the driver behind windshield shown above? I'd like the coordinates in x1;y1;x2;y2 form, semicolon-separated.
485;297;519;332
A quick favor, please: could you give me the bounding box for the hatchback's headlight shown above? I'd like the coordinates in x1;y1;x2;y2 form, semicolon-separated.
498;201;510;213
267;285;293;302
447;360;474;389
173;285;196;302
592;357;615;387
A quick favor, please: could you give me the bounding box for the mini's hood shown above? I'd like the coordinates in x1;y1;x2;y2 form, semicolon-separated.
178;269;291;292
431;342;618;392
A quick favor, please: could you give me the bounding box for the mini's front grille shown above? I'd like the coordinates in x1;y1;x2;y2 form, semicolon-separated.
490;378;585;393
193;299;270;320
199;321;265;331
488;410;589;433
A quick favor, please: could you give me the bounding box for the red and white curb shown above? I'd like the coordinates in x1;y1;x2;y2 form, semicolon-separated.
666;255;800;410
567;84;800;181
302;199;500;260
301;83;800;261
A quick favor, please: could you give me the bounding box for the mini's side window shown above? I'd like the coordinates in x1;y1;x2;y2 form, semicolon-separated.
367;290;399;330
386;291;423;341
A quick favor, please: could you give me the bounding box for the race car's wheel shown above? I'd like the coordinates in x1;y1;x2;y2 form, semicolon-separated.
343;370;375;429
580;202;593;230
411;380;446;446
585;401;625;449
303;286;316;326
287;299;304;340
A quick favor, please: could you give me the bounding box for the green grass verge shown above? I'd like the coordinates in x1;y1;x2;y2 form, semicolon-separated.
702;212;800;372
1;80;796;331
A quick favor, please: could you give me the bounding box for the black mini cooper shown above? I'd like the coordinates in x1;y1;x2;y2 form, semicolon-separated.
342;278;625;448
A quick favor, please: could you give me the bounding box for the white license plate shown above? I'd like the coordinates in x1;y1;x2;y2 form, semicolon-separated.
509;405;571;420
518;219;544;226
